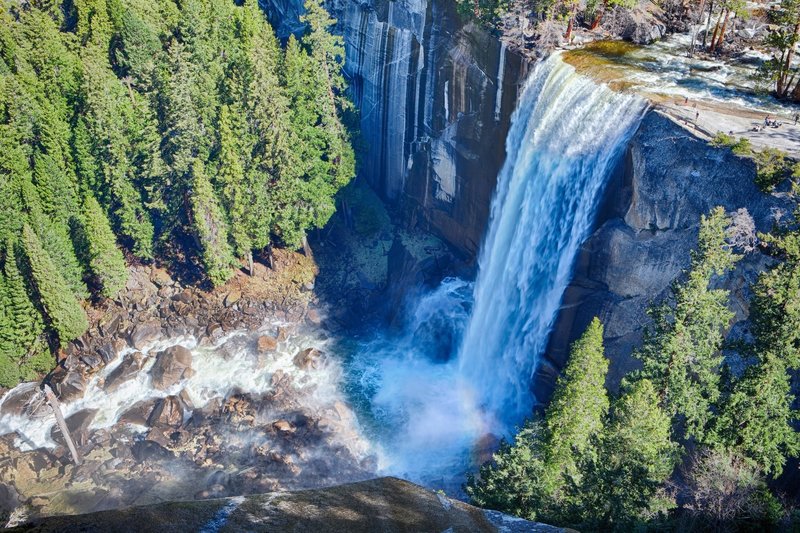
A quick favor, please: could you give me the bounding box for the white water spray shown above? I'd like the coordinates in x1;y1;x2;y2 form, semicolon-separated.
457;55;646;425
353;55;646;484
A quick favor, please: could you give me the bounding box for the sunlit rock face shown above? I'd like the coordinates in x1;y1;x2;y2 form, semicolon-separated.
543;111;792;398
262;0;530;258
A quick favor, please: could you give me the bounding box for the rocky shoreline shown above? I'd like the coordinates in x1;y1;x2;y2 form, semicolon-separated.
0;250;377;525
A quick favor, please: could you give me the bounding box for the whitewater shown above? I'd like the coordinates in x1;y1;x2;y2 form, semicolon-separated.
349;54;646;485
0;55;646;494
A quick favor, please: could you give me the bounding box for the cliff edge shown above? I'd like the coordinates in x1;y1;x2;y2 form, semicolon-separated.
7;477;563;533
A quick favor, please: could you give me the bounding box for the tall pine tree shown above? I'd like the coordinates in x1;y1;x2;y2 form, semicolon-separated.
21;224;89;346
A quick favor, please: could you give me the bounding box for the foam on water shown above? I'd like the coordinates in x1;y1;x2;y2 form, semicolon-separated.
0;323;369;459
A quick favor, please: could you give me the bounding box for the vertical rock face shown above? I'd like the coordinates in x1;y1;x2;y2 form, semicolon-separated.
262;0;530;258
540;112;790;400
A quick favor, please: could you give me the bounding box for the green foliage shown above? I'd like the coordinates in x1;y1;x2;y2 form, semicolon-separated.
77;195;129;297
710;132;752;156
635;206;740;442
20;225;89;346
0;240;50;387
713;354;798;476
0;0;356;375
188;159;234;287
467;319;609;523
679;448;785;530
576;380;678;530
754;147;789;192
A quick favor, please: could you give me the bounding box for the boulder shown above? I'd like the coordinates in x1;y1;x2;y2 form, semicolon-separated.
104;353;145;393
118;399;157;426
0;478;565;531
292;348;323;370
306;308;322;325
147;396;184;428
150;346;193;391
276;326;290;342
272;419;295;434
56;370;88;403
131;440;171;462
256;335;278;353
130;322;162;350
0;382;40;418
51;409;97;449
149;268;173;288
96;343;117;365
224;290;241;307
619;7;666;44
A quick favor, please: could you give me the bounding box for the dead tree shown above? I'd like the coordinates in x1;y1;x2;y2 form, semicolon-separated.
43;384;82;466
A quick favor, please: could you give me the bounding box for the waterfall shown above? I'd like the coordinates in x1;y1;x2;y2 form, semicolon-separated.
457;55;645;427
350;55;645;485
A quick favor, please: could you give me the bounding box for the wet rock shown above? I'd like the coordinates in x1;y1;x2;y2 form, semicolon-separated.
194;484;226;500
130;321;162;350
51;409;97;449
205;323;225;344
56;370;88;403
147;396;184;428
105;353;146;394
306;308;321;325
272;419;295;434
131;440;171;462
150;346;193;391
79;352;104;370
96;343;118;365
293;348;323;370
256;335;278;353
118;399;158;426
276;326;290;342
178;389;195;411
224;290;241;307
0;382;41;418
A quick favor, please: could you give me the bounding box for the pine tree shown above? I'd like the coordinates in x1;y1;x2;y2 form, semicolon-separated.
467;319;610;522
714;354;799;476
0;240;50;386
188;159;234;286
541;318;609;498
215;104;251;259
74;0;114;47
635;207;740;442
577;379;678;530
80;45;154;258
79;195;128;298
21;224;89;346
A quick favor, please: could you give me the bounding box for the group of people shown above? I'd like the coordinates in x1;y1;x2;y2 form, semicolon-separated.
752;114;796;132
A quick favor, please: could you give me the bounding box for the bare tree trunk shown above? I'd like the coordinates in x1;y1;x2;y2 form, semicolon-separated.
590;0;607;30
709;9;725;52
691;0;707;56
713;9;730;51
782;22;800;97
247;251;254;277
301;234;312;258
43;385;82;466
564;4;576;41
266;246;275;270
703;0;715;47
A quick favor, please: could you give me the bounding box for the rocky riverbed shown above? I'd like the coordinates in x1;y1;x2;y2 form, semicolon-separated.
0;252;377;525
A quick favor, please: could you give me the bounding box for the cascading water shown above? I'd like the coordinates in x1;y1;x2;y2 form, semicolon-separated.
457;55;646;425
349;54;646;485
